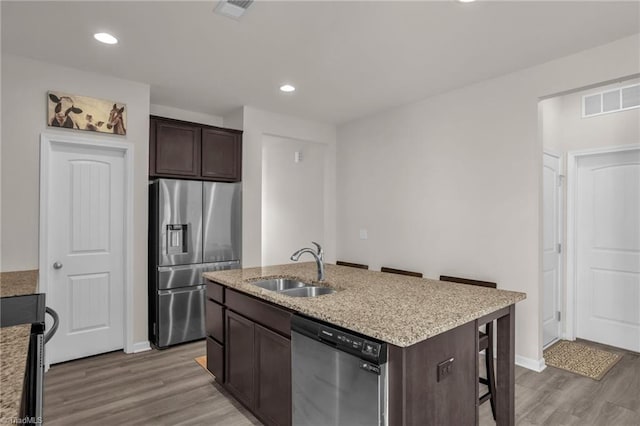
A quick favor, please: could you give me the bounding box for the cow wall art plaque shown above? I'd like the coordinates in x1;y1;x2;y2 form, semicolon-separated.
47;91;127;135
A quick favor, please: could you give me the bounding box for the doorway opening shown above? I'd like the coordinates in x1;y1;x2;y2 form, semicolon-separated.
540;76;640;353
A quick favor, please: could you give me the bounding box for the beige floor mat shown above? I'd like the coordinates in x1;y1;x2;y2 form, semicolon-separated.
544;340;622;380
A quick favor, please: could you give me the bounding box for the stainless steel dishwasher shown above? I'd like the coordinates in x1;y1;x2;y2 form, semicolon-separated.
291;315;388;426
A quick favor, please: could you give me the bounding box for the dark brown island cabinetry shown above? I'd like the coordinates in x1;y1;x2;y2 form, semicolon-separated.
149;116;242;182
205;280;292;426
206;278;516;425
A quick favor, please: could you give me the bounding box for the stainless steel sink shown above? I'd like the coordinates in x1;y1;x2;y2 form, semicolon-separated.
251;278;336;297
252;278;311;292
279;286;336;297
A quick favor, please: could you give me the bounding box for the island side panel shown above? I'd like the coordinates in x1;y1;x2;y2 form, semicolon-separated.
388;321;477;425
387;344;406;426
496;304;515;426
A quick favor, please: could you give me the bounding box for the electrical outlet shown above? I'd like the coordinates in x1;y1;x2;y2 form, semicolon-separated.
359;229;368;240
437;357;455;382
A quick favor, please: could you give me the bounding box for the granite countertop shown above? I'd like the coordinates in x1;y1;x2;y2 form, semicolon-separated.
0;270;39;421
204;263;526;347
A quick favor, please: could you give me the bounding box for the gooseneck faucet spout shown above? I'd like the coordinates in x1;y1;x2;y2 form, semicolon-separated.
291;245;325;282
311;241;324;261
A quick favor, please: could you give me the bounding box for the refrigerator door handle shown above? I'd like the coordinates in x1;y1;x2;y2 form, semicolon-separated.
158;285;206;296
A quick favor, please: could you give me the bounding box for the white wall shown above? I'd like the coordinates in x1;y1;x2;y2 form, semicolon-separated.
336;34;640;368
262;135;326;266
241;106;336;267
1;54;151;345
0;7;3;273
223;107;244;131
150;103;223;127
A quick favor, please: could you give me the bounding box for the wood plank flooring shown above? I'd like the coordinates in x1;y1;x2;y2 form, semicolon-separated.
478;340;640;425
44;341;259;425
44;339;639;425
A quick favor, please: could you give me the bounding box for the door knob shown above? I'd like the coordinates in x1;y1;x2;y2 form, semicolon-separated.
53;262;63;270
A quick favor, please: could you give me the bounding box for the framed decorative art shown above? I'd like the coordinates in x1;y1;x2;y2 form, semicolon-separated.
47;91;127;135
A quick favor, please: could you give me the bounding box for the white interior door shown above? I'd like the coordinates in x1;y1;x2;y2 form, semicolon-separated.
576;148;640;352
543;152;562;347
44;139;126;363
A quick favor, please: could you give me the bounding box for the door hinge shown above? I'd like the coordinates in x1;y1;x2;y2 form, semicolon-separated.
557;243;562;254
557;311;561;321
558;174;565;187
153;322;157;336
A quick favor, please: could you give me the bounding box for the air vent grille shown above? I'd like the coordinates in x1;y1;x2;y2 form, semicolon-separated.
215;0;254;19
228;0;253;8
583;83;640;118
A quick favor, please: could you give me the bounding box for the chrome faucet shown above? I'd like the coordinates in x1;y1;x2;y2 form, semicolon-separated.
311;241;324;261
291;242;325;282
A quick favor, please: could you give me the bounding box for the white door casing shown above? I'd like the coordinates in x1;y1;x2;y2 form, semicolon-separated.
542;152;562;347
573;147;640;352
40;132;135;363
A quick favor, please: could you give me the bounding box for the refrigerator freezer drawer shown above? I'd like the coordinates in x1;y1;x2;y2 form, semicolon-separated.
157;286;206;347
203;260;241;273
158;261;241;290
158;264;205;290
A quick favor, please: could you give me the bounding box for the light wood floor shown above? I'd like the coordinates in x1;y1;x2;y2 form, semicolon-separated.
45;340;639;425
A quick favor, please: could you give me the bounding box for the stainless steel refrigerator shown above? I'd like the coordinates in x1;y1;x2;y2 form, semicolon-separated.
149;179;241;348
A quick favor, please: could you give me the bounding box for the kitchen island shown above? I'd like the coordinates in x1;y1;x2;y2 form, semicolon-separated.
204;262;526;426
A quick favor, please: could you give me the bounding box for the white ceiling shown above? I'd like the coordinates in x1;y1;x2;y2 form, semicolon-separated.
2;1;639;124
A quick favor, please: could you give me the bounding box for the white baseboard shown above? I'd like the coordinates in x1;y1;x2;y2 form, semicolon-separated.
515;355;546;372
131;341;152;353
479;352;547;373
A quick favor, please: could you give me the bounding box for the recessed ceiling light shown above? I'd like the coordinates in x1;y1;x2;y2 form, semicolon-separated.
94;32;118;45
458;0;476;3
280;84;296;93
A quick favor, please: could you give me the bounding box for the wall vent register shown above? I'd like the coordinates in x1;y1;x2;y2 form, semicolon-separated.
214;0;254;19
583;83;640;117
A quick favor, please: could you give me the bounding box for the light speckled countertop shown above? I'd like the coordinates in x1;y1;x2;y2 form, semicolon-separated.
204;263;526;347
0;270;39;421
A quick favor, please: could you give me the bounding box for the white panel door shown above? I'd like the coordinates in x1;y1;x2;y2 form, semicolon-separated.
46;141;125;363
576;148;640;352
543;153;562;347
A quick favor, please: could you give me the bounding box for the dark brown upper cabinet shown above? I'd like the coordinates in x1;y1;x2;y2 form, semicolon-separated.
149;116;242;182
202;128;242;181
152;119;200;177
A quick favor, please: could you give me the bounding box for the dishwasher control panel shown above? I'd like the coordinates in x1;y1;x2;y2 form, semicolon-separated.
316;323;385;364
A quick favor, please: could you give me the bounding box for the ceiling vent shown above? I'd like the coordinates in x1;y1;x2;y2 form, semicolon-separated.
215;0;254;20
